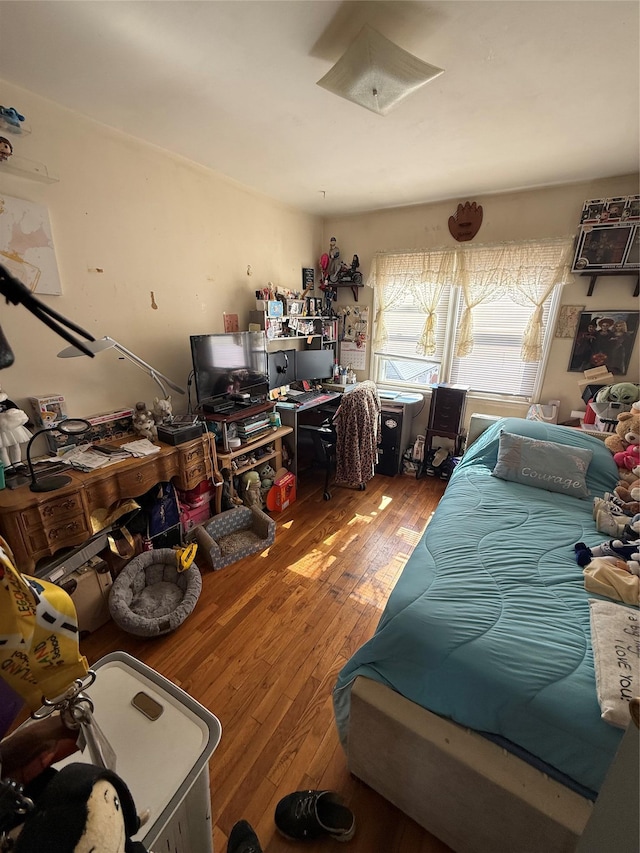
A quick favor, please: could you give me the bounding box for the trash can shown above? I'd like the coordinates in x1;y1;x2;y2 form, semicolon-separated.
56;651;222;852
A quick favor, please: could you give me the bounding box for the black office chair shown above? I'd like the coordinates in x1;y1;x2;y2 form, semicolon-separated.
299;419;337;501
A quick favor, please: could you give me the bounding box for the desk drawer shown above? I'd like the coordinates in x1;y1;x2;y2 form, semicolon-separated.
179;461;209;491
21;494;84;529
25;514;91;554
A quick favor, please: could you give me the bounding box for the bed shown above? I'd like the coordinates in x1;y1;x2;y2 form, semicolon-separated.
333;417;633;853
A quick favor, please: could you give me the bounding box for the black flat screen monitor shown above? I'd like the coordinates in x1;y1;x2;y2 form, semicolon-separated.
268;349;296;390
295;348;334;383
190;331;268;403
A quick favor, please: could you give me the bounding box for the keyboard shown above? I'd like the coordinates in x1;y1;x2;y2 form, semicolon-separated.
289;389;329;405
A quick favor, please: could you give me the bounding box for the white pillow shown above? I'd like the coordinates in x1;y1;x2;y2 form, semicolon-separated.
589;598;640;729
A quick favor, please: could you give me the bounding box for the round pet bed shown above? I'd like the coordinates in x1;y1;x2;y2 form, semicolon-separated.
109;548;202;637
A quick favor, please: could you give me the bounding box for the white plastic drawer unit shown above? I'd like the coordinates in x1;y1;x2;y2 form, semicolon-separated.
54;651;222;852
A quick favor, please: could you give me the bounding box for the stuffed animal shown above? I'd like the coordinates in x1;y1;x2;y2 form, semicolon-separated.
132;401;157;441
604;410;640;482
257;462;276;489
614;476;640;516
594;382;640;407
152;396;172;425
0;387;32;468
14;762;149;852
613;443;640;474
574;539;640;576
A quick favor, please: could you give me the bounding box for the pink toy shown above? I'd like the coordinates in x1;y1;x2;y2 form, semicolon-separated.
613;443;640;473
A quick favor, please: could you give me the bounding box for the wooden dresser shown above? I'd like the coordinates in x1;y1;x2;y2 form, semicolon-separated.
0;434;221;574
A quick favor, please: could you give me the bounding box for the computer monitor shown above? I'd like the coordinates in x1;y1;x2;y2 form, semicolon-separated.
268;348;296;390
190;331;268;403
295;348;334;383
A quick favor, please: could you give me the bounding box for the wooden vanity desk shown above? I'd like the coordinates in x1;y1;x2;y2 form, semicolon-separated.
0;433;221;574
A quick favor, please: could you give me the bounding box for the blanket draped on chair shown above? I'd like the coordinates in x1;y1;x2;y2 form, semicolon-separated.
333;381;381;487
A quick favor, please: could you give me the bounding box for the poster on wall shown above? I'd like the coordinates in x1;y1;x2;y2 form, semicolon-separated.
567;310;639;375
0;193;62;295
554;305;585;338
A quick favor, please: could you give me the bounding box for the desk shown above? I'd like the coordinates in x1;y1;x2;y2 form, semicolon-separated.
277;393;342;480
0;434;221;574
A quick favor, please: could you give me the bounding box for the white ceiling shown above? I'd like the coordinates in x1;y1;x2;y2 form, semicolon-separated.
0;1;638;216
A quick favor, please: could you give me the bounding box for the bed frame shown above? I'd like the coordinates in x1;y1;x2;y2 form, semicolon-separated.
348;677;593;853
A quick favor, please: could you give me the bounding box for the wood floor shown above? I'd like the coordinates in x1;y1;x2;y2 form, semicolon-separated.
80;469;450;853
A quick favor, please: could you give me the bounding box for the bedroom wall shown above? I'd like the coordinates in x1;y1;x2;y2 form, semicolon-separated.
0;80;322;423
323;175;640;427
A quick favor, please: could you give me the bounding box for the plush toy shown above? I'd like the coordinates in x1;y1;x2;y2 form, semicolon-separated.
257;462;276;489
132;402;157;441
152;396;172;425
613;443;640;473
14;762;149;852
594;382;640;407
614;476;640;516
574;539;640;576
604;410;640;482
0;387;32;468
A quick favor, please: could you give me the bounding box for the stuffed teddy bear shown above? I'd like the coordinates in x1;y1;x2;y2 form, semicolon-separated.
604;410;640;483
14;762;149;852
613;467;640;516
574;539;640;576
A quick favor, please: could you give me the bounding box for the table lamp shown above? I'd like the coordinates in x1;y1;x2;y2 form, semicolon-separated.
26;419;91;492
57;336;185;398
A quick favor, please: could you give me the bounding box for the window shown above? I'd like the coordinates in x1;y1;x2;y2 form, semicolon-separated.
372;240;571;401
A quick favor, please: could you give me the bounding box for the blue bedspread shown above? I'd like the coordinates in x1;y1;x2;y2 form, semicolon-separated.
333;418;625;796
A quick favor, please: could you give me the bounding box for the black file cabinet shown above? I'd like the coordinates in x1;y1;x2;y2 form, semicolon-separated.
426;383;468;455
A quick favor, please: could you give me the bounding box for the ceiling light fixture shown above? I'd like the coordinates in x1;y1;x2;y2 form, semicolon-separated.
316;24;444;116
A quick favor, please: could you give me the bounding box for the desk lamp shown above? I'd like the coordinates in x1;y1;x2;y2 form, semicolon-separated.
57;336;186;398
26;419;92;492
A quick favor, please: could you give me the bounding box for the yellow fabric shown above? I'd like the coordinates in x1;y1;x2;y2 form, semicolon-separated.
584;558;640;606
90;498;140;534
0;535;89;710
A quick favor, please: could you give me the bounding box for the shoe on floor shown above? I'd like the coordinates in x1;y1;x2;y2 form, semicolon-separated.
274;789;355;842
228;820;263;853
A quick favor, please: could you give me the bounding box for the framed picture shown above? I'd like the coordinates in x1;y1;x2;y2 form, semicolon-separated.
568;310;640;375
287;299;304;316
571;223;635;272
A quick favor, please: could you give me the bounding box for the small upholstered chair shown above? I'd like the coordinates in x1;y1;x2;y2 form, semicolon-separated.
191;506;275;571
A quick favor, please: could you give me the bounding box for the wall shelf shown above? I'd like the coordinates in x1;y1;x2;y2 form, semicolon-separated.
0;155;59;183
577;270;639;298
0;116;31;136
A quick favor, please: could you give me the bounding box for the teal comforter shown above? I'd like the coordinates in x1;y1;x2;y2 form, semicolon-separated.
333;418;626;796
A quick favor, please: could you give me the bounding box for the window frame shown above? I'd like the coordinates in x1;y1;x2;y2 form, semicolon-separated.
371;255;563;404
